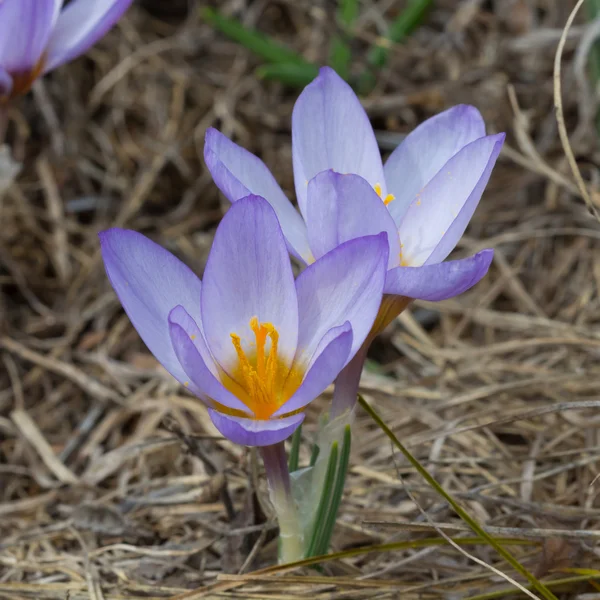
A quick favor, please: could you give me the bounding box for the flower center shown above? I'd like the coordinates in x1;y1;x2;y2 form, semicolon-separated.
374;183;395;206
224;317;303;419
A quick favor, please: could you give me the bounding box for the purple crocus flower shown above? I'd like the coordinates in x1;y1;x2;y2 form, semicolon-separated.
0;0;133;101
204;67;504;312
100;196;388;446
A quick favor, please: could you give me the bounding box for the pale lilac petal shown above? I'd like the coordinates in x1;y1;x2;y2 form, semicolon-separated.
273;323;352;417
204;129;312;264
384;105;487;224
292;67;385;218
295;234;388;366
398;134;504;267
169;308;253;415
384;249;493;301
201;196;299;375
306;170;401;269
0;0;61;73
209;410;304;447
99;228;203;390
0;68;12;98
45;0;133;72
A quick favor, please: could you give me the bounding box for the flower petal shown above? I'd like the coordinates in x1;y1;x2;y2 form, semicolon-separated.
398;133;504;267
169;307;253;415
201;195;299;375
294;234;388;365
306;170;401;269
204;128;312;264
383;249;494;301
384;105;487;224
99;228;202;388
273;323;352;417
45;0;133;72
209;410;304;447
0;68;12;98
0;0;61;73
292;67;384;218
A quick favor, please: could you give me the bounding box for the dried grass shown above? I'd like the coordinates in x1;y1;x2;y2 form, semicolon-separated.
1;0;600;598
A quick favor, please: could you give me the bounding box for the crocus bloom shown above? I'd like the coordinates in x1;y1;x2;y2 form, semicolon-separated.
204;67;504;313
0;0;133;101
100;195;389;446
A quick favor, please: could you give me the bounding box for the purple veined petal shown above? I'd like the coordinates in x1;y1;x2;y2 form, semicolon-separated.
0;68;12;98
306;170;401;269
294;234;388;366
201;195;299;377
384;105;487;225
169;308;253;415
292;67;385;218
0;0;62;73
204;128;313;265
44;0;134;72
397;133;504;267
208;409;305;447
99;228;203;390
272;323;352;417
383;249;494;301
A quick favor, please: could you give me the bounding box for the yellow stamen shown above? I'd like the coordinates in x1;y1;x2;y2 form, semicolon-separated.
227;317;295;419
374;182;395;206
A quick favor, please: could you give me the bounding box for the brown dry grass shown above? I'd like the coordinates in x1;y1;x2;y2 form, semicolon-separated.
1;0;600;598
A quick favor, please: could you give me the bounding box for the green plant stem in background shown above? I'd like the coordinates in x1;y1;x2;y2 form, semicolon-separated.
256;63;319;87
330;0;360;80
585;0;600;132
359;0;432;93
358;396;559;600
260;442;304;563
202;7;314;68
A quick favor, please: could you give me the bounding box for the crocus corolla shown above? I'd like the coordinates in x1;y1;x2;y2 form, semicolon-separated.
0;0;133;101
204;67;504;316
100;196;389;446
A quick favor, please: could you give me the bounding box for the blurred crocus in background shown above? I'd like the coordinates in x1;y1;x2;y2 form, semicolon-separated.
0;0;133;101
100;196;388;561
204;66;504;418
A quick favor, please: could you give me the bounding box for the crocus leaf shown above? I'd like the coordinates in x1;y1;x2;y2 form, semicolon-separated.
329;0;360;80
314;424;351;556
202;7;313;68
305;440;338;558
309;442;320;467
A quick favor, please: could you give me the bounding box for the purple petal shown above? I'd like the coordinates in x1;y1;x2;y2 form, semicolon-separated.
169;307;253;415
0;0;61;73
397;134;504;267
384;249;494;301
306;170;401;269
0;68;12;98
201;196;299;376
295;234;388;365
292;67;385;218
99;228;203;390
208;410;304;447
44;0;134;72
273;323;352;417
384;105;487;224
204;128;312;264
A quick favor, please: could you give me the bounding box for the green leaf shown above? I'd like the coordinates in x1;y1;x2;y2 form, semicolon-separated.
329;0;360;80
314;425;351;556
309;442;320;467
305;441;338;557
358;395;559;600
256;63;319;88
288;425;302;472
202;7;313;67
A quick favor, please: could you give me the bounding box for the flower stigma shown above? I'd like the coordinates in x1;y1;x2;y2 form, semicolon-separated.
374;183;395;206
224;317;303;419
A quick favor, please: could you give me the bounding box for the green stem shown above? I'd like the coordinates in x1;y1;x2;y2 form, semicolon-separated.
358;396;559;600
260;442;304;563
